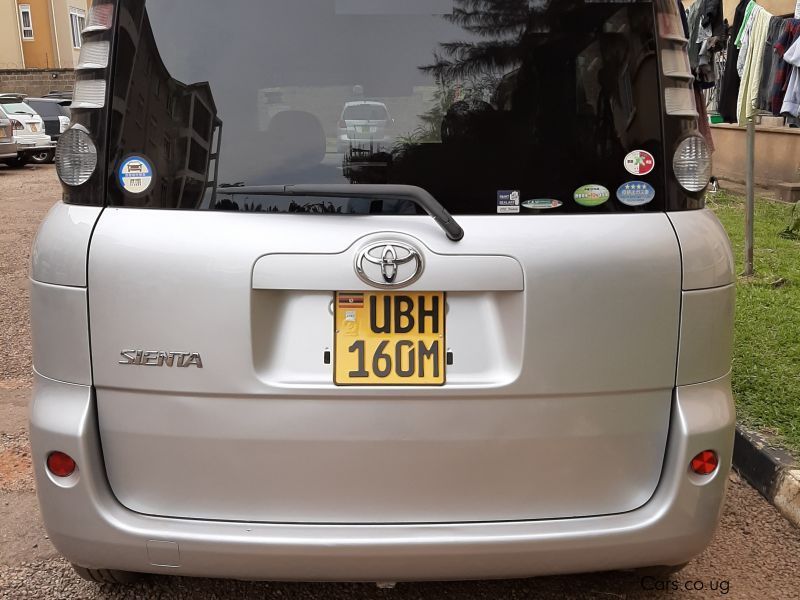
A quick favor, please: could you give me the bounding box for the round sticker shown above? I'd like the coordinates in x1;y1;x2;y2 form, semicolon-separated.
623;150;655;176
617;181;656;207
522;199;563;210
574;184;610;207
119;156;154;195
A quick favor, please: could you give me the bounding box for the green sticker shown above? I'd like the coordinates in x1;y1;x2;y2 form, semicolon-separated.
574;184;610;207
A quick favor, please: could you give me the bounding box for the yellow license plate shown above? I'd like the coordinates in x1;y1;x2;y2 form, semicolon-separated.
334;292;445;386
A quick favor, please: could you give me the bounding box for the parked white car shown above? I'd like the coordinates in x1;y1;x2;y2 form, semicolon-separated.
337;100;394;153
0;115;16;160
0;95;54;168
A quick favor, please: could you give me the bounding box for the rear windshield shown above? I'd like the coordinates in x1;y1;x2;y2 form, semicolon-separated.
108;0;664;214
343;104;390;121
26;100;67;118
1;102;37;116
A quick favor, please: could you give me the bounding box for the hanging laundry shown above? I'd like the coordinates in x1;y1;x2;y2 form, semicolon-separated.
719;0;751;122
756;17;788;110
737;3;761;77
779;36;800;116
771;19;800;115
687;0;725;88
737;6;773;125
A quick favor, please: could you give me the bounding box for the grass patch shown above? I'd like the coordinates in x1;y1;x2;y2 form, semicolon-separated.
707;190;800;454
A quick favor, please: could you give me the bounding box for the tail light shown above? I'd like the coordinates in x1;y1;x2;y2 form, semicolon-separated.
673;135;712;192
56;125;98;186
690;450;718;476
59;0;113;203
47;451;77;478
82;3;114;32
76;40;110;70
11;119;24;131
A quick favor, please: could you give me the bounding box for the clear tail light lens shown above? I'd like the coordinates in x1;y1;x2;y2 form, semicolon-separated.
11;119;23;131
56;125;97;186
661;48;692;79
664;85;698;117
83;3;114;32
71;79;107;109
76;40;110;70
673;136;712;192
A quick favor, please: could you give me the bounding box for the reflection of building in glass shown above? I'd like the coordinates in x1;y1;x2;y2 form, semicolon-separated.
109;0;221;208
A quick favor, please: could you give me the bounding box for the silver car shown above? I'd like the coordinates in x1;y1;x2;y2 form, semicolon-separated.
337;100;394;153
32;0;734;587
0;96;54;167
0;115;16;159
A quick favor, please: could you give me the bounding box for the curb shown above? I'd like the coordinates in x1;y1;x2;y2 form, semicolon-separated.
733;425;800;528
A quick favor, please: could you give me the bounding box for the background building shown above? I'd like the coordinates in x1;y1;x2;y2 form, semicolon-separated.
0;0;91;70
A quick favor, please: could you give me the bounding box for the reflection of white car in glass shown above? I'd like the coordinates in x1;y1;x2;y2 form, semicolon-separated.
337;101;394;153
0;95;54;168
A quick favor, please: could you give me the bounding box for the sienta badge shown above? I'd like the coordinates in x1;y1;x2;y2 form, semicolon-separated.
574;184;610;207
119;156;155;195
617;181;656;206
623;150;655;176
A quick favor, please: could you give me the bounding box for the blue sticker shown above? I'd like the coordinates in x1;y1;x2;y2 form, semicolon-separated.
497;190;520;214
616;181;655;206
119;156;154;195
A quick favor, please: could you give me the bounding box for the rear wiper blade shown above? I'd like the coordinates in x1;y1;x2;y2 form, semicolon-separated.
219;184;464;241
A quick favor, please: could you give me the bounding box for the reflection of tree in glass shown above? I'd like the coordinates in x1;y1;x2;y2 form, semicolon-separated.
421;0;535;82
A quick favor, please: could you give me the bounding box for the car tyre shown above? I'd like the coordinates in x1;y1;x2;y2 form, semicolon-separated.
29;149;55;164
70;564;143;585
2;156;29;168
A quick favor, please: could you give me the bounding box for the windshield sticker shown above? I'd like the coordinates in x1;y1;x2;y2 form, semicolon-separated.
617;181;656;206
119;156;154;195
522;199;563;210
574;185;610;207
497;190;521;214
623;150;655;176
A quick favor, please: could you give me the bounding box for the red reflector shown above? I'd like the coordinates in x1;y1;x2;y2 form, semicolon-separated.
47;451;76;478
690;450;718;475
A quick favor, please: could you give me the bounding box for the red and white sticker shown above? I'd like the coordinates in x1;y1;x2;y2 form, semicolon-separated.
623;150;655;176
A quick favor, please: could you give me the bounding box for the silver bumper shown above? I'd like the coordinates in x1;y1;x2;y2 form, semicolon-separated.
30;372;735;582
0;141;16;159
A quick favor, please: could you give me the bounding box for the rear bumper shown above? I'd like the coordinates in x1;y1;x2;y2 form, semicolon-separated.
30;372;735;582
14;134;54;153
0;141;16;159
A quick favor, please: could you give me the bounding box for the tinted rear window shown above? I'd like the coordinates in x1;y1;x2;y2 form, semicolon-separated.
343;104;390;121
108;0;664;214
26;101;65;118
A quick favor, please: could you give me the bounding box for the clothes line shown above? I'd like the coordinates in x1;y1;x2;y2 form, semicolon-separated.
711;0;800;125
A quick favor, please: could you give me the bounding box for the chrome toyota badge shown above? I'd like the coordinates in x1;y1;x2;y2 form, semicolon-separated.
355;241;423;288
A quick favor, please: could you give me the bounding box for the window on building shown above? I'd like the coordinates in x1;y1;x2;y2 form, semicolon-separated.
70;8;86;49
19;5;34;40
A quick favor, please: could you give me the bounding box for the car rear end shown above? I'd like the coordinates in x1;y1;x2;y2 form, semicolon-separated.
0;116;16;159
30;0;735;583
24;99;71;163
0;96;54;164
337;101;394;153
